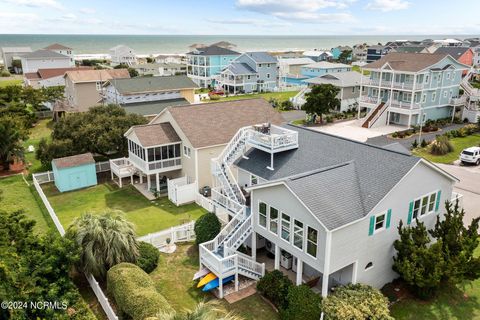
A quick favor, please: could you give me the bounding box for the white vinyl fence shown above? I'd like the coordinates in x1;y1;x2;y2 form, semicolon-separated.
167;176;214;212
95;161;111;173
138;221;195;248
32;171;119;320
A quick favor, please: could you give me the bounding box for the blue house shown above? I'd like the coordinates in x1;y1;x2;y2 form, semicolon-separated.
300;61;352;79
331;46;353;60
52;153;97;192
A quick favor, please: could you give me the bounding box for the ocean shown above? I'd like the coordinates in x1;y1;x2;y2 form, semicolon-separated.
0;34;478;55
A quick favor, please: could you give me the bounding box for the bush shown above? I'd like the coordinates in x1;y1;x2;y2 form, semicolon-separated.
194;212;221;244
0;70;11;77
326;115;334;123
322;284;393;320
107;263;172;320
411;140;418;149
420;139;428;148
430;135;454;155
280;100;294;111
280;285;322;320
136;242;160;273
209;94;221;101
391;132;398;138
257;270;293;309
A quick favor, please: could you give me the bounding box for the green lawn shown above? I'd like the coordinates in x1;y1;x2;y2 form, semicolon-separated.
0;78;22;88
390;245;480;319
352;65;370;75
211;91;299;104
42;182;207;235
0;174;51;233
150;243;279;320
23;119;53;174
412;134;480;164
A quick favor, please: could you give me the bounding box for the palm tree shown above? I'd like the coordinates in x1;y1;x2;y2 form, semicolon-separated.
68;211;139;279
0;116;26;171
155;301;243;320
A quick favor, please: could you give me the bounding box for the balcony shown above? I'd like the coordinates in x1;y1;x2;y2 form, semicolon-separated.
450;96;467;106
389;99;421;110
245;124;299;153
359;96;380;105
363;78;425;90
128;152;182;174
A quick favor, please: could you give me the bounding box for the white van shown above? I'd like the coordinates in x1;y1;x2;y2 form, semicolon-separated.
460;147;480;165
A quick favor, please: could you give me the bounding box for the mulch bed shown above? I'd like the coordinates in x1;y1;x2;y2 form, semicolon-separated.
0;158;27;177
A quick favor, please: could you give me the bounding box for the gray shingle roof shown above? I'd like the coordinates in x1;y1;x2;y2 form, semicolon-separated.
237;125;420;229
23;49;69;59
244;52;277;63
187;45;240;56
435;47;471;59
285;162;365;230
225;62;257;75
121;98;188;116
304;71;361;87
53;152;95;169
364;53;450;72
110;75;198;94
129;123;181;147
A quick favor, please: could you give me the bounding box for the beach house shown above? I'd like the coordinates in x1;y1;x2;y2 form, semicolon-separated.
300;61;352;79
331;46;353;60
110;45;137;66
56;69;130;119
197;123;458;298
435;47;474;66
278;58;315;85
23;67;92;89
186;45;240;88
216;52;278;94
302;50;333;62
109;99;284;199
43;43;74;64
101;75;197;117
1;47;32;72
366;45;394;63
358;52;470;128
131;63;187;77
20;49;73;73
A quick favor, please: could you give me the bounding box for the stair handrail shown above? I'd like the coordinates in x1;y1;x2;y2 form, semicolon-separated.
368;100;389;128
224;215;253;256
211;206;245;249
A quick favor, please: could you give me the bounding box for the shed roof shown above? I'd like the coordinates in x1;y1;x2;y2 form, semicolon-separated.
52;153;95;169
129;122;181;147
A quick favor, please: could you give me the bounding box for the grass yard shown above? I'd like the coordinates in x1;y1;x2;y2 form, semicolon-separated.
412;134;480;164
0;78;22;88
150;243;279;320
23;119;53;174
42;182;207;235
390;245;480;319
211;91;299;105
0;174;51;233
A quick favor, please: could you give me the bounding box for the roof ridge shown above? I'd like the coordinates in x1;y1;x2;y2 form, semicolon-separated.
287;124;420;159
168;97;268;109
288;161;354;181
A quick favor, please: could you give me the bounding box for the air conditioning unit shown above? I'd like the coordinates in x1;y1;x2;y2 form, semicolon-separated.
265;240;275;255
280;250;292;270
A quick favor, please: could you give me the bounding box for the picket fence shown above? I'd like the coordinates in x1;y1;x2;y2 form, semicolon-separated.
137;221;196;248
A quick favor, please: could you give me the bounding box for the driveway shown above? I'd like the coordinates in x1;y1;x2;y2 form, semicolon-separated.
282;110;306;122
436;163;480;225
309;119;404;142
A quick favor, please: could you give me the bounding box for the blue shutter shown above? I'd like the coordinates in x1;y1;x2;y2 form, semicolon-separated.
368;216;375;236
386;209;392;229
435;190;442;212
407;201;414;225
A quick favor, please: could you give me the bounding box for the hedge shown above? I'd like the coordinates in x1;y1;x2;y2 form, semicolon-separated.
194;212;221;244
257;269;293;309
107;263;172;320
136;242;160;273
280;285;322;320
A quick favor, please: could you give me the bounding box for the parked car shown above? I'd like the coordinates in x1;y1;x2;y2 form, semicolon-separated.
460;147;480;165
208;89;224;96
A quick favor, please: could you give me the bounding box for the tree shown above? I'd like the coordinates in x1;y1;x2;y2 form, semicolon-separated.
257;269;293;309
154;300;242;320
338;50;352;63
67;211;139;279
114;63;139;77
0;116;27;171
393;220;445;299
322;283;393;320
194;212;221;244
280;285;322;320
136;241;160;273
302;84;340;123
36;138;75;168
0;210;94;319
429;200;480;282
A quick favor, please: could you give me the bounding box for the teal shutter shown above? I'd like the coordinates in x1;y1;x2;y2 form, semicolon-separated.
386;209;392;229
435;190;442;212
407;201;414;225
368;216;375;236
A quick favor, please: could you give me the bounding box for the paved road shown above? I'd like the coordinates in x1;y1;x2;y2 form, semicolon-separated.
282;110;306;122
436;163;480;225
366;124;466;148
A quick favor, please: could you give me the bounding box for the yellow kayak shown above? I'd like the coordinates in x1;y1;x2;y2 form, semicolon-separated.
197;273;217;288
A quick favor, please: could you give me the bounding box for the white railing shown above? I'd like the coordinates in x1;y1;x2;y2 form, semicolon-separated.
195;193;214;212
148;157;182;171
367;101;389;128
246;126;299;151
389;99;421;110
138;221;195;248
450;96;467;106
211;188;243;214
32;171;119;320
95;161;111;173
237;252;265;278
359;96;379;105
224;215;253;256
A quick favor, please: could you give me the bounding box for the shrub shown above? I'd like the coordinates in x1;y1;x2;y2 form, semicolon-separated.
326;115;334;123
107;263;172;320
280;100;294;111
0;70;11;77
411;140;418;149
257;270;293;309
430;135;454;155
397;132;405;139
420;139;428;148
280;285;322;320
209;94;221;101
194;212;221;245
391;132;398;138
136;242;160;273
322;284;393;320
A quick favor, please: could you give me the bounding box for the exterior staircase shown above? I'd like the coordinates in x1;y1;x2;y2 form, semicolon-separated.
361;102;387;128
199;124;299;296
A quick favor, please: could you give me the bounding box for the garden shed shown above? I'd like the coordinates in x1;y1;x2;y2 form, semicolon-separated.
52;153;97;192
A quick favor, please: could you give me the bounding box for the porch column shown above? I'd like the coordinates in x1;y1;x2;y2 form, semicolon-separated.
156;173;160;191
251;232;257;260
110;170;113;181
130;174;134;185
408;113;412;127
274;245;280;270
219;276;224;299
119;176;122;188
321;272;329;297
147;174;151;190
140;173;143;184
235;273;239;292
296;259;303;286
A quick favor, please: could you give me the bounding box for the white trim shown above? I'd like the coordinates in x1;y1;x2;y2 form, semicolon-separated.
373;211;387;234
411;189;439;220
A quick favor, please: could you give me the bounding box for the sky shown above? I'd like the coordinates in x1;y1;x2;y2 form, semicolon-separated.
0;0;479;35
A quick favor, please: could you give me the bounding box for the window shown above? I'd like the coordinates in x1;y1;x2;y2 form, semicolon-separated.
374;213;386;231
446;72;451;79
428;193;437;212
307;227;318;257
293;220;303;249
281;213;291;242
421;94;427;103
413;191;437;219
247;75;251;80
269;207;278;234
95;81;102;91
266;73;270;79
443;91;448;98
250;174;258;186
432;92;436;102
424;75;429;84
258;63;262;68
352;86;356;93
438;74;442;83
413;198;421;219
365;262;373;270
183;145;191;158
259;202;267;228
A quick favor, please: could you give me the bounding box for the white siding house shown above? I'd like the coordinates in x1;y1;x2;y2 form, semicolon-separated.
20;50;72;73
109;45;137;66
